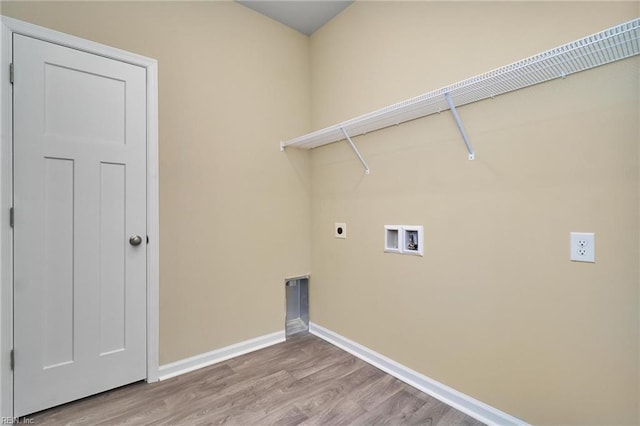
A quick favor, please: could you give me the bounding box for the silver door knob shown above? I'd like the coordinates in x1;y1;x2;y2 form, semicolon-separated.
129;235;143;246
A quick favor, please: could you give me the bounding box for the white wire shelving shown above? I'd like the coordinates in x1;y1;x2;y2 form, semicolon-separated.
280;18;640;171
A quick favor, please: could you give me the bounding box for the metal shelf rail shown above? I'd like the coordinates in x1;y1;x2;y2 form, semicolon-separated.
280;18;640;172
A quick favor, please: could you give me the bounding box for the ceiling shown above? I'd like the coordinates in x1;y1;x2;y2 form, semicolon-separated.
237;1;353;36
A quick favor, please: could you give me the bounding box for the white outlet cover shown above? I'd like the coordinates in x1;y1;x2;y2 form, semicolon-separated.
335;223;346;239
570;232;595;263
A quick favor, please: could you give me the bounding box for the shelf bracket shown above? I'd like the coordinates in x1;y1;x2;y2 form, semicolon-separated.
340;127;370;175
444;92;475;161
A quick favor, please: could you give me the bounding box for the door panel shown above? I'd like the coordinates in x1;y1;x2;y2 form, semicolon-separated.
13;34;147;417
99;162;126;355
44;63;126;144
43;158;75;369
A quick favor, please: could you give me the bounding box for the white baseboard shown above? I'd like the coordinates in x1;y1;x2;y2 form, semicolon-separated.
158;330;286;381
309;322;528;426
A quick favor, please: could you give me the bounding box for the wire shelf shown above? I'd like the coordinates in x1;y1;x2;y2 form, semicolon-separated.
281;18;640;152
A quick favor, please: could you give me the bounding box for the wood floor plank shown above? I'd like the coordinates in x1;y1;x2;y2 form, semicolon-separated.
162;370;296;425
294;364;384;419
351;372;406;410
406;402;483;426
353;389;427;425
28;335;485;426
300;399;367;426
403;396;455;426
224;360;371;424
253;405;309;426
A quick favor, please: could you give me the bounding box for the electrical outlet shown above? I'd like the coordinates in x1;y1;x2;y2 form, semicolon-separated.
335;223;346;239
570;232;595;263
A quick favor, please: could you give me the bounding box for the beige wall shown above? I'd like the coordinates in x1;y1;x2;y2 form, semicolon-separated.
0;1;311;364
309;2;639;425
3;0;640;424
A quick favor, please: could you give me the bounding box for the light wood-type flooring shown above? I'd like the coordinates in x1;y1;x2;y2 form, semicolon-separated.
29;334;485;425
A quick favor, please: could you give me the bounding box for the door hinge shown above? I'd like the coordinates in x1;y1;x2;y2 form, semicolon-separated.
9;207;13;228
9;63;13;85
10;349;14;371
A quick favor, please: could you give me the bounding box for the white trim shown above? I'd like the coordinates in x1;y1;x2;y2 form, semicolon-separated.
309;322;528;426
145;60;160;385
158;331;286;381
0;18;14;418
0;15;160;417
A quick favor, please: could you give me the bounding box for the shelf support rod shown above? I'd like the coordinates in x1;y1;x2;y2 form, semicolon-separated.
444;92;475;160
340;127;370;175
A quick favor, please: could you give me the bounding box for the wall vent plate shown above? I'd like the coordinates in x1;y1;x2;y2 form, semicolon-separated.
335;223;346;239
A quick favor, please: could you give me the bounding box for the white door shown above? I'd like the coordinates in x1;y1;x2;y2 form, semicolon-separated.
13;34;147;417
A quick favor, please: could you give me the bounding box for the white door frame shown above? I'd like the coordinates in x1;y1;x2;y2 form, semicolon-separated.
0;16;160;418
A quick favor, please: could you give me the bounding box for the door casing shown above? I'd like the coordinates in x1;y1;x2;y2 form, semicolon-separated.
0;16;160;418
